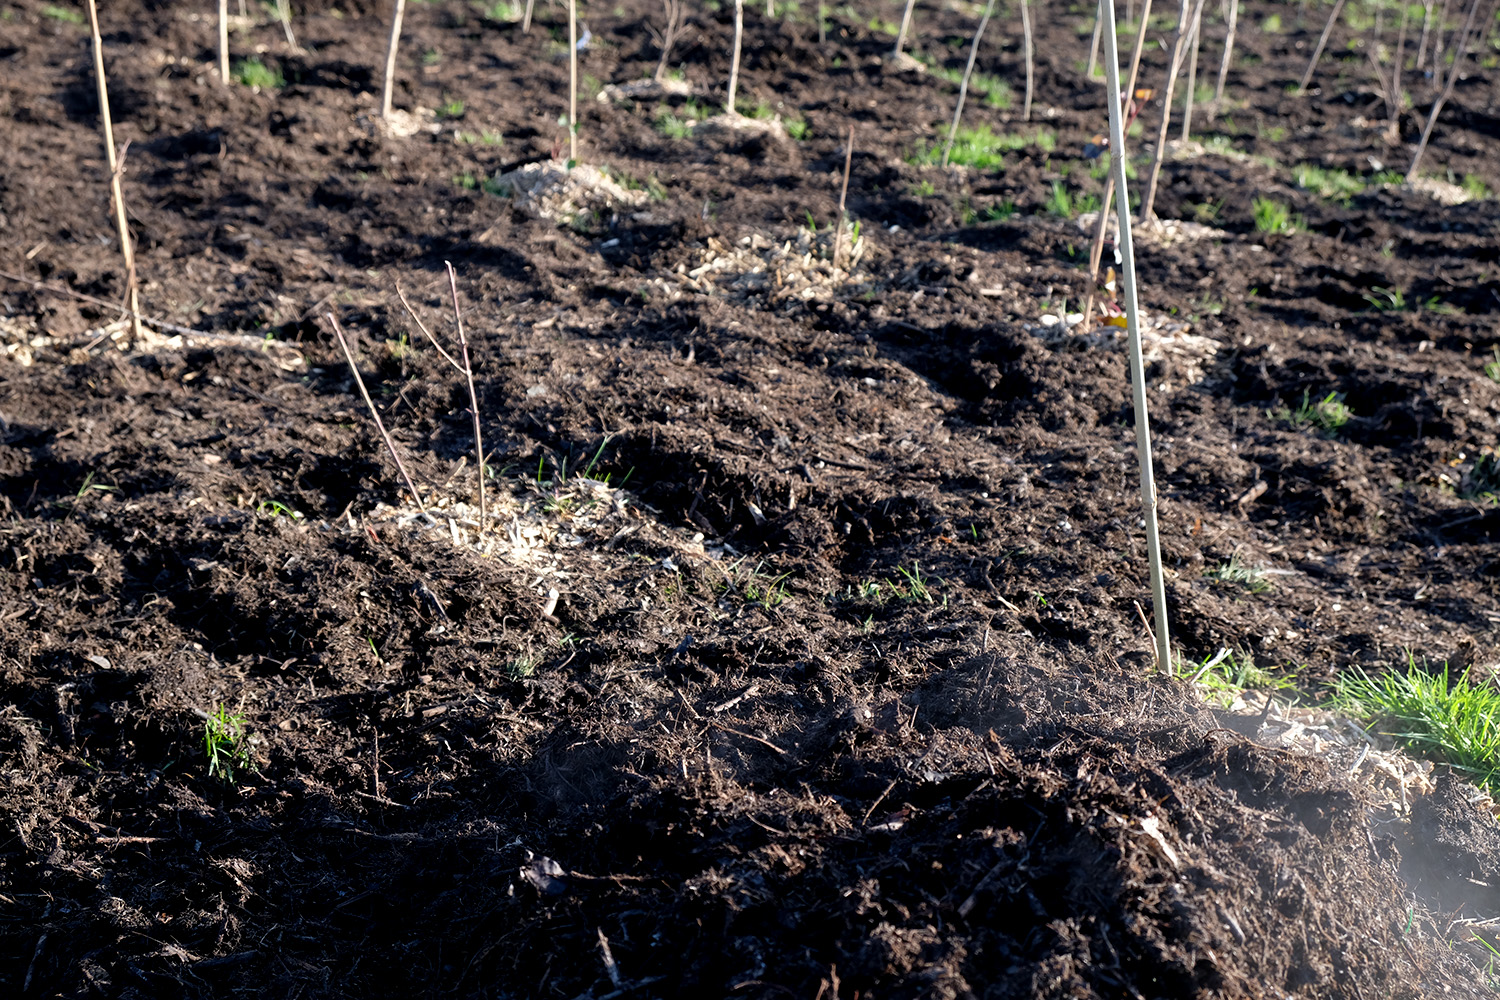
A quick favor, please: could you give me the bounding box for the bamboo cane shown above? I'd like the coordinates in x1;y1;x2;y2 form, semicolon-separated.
1089;0;1153;281
1020;0;1035;121
1181;1;1202;140
1297;0;1347;94
893;0;918;58
218;0;230;84
727;0;744;114
1213;0;1237;106
1139;0;1208;222
85;0;142;344
1099;0;1171;674
381;0;407;119
941;0;998;167
568;0;578;160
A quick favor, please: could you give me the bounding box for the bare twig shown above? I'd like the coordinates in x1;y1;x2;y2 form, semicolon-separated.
394;280;462;371
653;0;684;83
941;0;998;167
0;268;210;339
275;0;300;53
325;313;426;512
1298;0;1347;93
1408;0;1489;179
832;125;854;272
446;262;487;534
381;0;407;119
84;0;142;344
1181;1;1203;140
568;0;579;161
893;0;918;57
1020;0;1035;120
523;0;536;32
1140;0;1209;222
1213;0;1238;105
727;0;745;114
218;0;230;84
598;929;622;989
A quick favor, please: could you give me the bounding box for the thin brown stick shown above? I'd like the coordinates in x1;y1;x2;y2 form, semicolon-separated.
893;0;918;57
85;0;142;344
1020;0;1035;121
381;0;407;119
1408;0;1489;180
0;268;212;339
1181;1;1202;140
1417;0;1435;69
1298;0;1347;93
1140;0;1209;222
1088;0;1155;285
394;281;462;371
1434;0;1454;77
727;0;745;114
276;0;300;53
653;0;684;83
568;0;579;161
832;126;855;271
1086;11;1103;79
941;0;998;167
325;313;426;512
445;262;486;534
1213;0;1238;106
218;0;230;83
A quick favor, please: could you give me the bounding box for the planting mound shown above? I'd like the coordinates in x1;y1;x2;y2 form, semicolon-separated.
1;1;1499;997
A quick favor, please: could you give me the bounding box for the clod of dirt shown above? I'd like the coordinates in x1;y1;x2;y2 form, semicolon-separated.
493;160;648;221
355;107;441;139
597;77;694;103
691;112;789;143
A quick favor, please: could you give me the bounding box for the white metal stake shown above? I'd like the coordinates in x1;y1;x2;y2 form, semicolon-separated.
1099;0;1171;673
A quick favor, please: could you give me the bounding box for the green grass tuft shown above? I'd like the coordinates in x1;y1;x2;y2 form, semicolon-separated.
1333;656;1500;795
233;59;284;89
1252;196;1300;234
205;704;254;784
1293;164;1365;202
1271;389;1353;435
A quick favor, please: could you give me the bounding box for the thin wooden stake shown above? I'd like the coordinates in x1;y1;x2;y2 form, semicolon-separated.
833;125;854;272
941;0;998;167
654;0;683;82
893;0;918;57
1213;0;1238;105
1099;0;1171;674
727;0;745;114
218;0;230;84
1140;0;1208;222
1408;0;1488;180
276;0;300;53
1087;12;1103;79
1181;1;1203;140
523;0;536;32
446;263;486;534
326;313;426;512
381;0;407;119
1020;0;1035;121
1297;0;1347;94
84;0;142;344
1416;0;1435;70
1089;0;1153;283
568;0;579;161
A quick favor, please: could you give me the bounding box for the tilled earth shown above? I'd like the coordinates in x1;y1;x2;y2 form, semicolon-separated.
2;0;1500;996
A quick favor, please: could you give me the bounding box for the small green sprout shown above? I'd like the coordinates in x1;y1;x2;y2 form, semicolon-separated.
1272;389;1353;435
1252;197;1299;235
205;704;253;783
233;59;284;90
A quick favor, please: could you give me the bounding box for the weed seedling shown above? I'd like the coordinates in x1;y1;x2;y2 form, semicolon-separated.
233;59;284;89
1252;197;1299;235
1361;285;1407;311
1485;346;1500;383
785;117;809;140
43;3;83;23
1272;389;1353;435
204;704;253;784
1204;553;1272;594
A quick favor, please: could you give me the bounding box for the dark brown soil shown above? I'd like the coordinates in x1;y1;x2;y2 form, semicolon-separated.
2;0;1500;996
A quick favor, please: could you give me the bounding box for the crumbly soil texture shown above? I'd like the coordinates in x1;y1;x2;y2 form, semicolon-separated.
3;0;1500;996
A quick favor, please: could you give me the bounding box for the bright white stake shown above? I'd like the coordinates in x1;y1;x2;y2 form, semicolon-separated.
1099;0;1171;673
381;0;406;119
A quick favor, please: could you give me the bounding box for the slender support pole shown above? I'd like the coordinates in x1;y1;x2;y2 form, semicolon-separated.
446;263;486;534
326;314;426;512
1099;0;1171;674
382;0;407;119
727;0;744;114
568;0;579;160
1140;0;1207;222
941;0;998;167
893;0;918;57
218;0;230;84
1089;0;1153;281
1181;1;1202;140
1087;12;1103;79
85;0;142;344
523;0;536;32
1297;0;1347;94
1020;0;1035;121
1408;0;1488;180
1213;0;1238;105
833;125;854;272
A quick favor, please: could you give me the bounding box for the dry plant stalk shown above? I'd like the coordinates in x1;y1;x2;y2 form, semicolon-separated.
1086;12;1102;79
569;0;579;161
727;0;745;114
84;0;142;343
395;272;485;530
1020;0;1035;121
1408;0;1488;180
1213;0;1238;106
326;313;426;512
1140;0;1209;222
1181;1;1202;140
1097;0;1172;673
653;0;684;83
892;0;918;57
218;0;230;84
276;0;300;53
1297;0;1347;93
382;0;407;119
1416;0;1436;69
941;0;998;167
832;125;854;272
523;0;536;32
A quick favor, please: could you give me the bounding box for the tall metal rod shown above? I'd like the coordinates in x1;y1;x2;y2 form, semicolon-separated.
1099;0;1171;673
